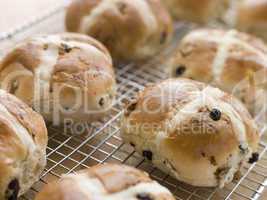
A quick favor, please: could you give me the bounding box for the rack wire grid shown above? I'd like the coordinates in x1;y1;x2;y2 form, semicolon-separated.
0;2;266;200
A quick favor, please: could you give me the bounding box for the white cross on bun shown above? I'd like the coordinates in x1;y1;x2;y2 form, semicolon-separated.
65;0;173;61
35;164;175;200
0;89;47;200
0;33;117;124
121;78;259;188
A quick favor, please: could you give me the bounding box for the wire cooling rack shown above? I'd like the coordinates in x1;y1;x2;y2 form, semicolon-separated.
0;2;266;200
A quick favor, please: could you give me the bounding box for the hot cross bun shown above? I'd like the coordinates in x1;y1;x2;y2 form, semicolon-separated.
121;78;259;187
169;29;267;125
0;33;116;124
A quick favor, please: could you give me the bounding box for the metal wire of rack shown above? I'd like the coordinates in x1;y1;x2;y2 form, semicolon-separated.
0;2;266;200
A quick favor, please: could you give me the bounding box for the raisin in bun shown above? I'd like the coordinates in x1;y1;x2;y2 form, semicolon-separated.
161;0;230;24
0;89;47;199
0;33;116;124
236;0;267;42
121;78;259;187
35;164;175;200
169;29;267;122
65;0;173;61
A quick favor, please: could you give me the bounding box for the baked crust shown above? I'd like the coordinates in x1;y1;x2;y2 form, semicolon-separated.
0;33;117;124
0;89;47;199
66;0;173;61
161;0;230;24
35;164;175;200
121;78;259;187
236;0;267;41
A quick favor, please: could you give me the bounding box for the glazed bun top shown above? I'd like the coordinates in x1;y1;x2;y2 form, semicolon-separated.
0;33;116;123
0;33;114;101
169;29;267;119
124;78;259;152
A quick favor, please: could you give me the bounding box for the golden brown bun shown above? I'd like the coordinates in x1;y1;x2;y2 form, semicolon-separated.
0;33;117;124
169;29;267;124
0;89;47;199
161;0;230;24
121;78;259;187
35;164;175;200
65;0;173;61
236;0;267;41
